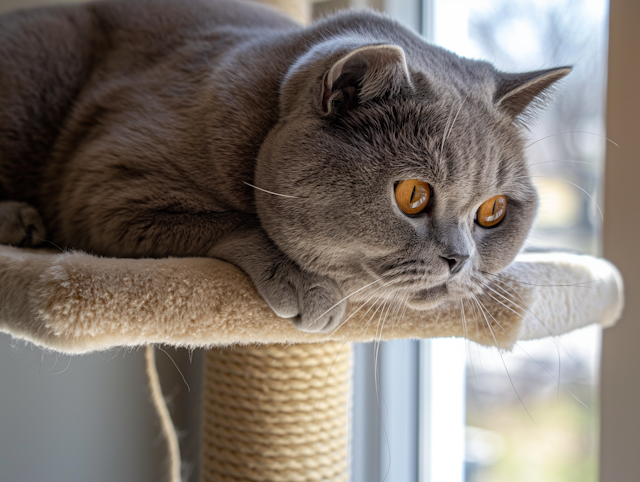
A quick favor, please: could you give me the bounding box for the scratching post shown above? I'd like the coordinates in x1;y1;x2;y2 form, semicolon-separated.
200;343;351;481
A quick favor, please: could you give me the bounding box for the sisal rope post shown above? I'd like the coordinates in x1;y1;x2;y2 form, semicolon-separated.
200;342;352;481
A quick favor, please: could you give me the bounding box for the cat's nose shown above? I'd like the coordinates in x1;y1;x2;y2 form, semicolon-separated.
441;253;470;275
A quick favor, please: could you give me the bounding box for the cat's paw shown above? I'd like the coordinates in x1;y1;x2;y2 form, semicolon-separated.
256;264;301;320
209;231;345;333
256;264;345;333
292;276;346;333
0;201;46;247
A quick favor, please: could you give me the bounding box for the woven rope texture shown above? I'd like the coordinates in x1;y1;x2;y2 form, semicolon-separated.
200;342;351;482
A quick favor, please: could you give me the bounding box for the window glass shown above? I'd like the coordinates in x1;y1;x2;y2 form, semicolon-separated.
454;1;609;481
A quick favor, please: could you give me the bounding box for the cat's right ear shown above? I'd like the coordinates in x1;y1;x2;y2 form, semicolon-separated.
321;45;411;114
494;66;572;121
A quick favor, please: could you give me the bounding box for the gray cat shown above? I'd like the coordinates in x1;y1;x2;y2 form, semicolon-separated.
0;0;569;332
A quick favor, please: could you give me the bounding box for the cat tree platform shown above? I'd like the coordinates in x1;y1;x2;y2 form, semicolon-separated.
0;245;624;481
0;247;622;353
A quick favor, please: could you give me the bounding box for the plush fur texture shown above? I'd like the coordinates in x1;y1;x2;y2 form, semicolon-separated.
0;246;623;354
0;0;574;333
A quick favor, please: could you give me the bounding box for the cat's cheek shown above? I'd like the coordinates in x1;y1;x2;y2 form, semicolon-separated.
473;230;522;274
409;220;429;238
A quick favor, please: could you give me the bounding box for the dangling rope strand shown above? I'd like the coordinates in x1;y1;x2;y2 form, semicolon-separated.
145;345;182;482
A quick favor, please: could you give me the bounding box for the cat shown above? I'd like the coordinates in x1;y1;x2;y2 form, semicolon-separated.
0;0;569;333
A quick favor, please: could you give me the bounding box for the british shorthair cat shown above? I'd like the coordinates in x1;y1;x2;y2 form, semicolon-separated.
0;0;570;332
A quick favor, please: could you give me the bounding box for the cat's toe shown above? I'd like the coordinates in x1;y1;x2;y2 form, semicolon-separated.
19;205;46;247
257;277;300;319
293;282;346;333
0;201;46;247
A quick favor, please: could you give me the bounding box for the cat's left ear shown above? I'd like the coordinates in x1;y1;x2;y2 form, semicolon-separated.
495;66;572;121
322;45;411;114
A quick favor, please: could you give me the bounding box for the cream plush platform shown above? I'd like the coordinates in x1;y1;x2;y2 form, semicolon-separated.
0;245;623;354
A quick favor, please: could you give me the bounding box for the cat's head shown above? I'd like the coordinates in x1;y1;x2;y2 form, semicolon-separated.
255;16;570;311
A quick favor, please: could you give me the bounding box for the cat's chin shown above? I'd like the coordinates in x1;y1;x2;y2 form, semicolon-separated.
406;280;483;311
406;284;449;310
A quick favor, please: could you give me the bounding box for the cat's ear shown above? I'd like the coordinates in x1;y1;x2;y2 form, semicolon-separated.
495;66;572;121
321;45;411;114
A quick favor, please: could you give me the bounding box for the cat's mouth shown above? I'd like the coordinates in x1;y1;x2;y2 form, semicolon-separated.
359;260;481;309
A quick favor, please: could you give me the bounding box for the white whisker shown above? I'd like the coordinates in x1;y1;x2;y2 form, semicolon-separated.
440;97;466;154
243;181;301;199
358;290;392;338
388;290;408;335
395;291;411;335
526;130;619;149
372;294;393;413
313;278;382;326
158;346;191;392
329;283;387;336
478;288;587;408
50;357;72;376
461;300;478;389
472;295;534;423
490;279;593;383
483;270;599;288
530;159;592;167
532;175;603;221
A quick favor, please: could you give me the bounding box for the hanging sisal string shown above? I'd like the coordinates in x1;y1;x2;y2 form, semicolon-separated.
146;345;183;482
200;342;351;482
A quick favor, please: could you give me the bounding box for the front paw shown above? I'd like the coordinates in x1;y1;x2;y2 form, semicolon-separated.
0;201;46;247
255;262;300;320
209;231;346;333
255;265;345;333
292;276;346;334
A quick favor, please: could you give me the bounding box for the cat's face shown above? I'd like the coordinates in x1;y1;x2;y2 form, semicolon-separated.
255;38;568;311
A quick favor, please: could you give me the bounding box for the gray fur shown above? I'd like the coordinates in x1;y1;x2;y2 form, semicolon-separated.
0;0;569;331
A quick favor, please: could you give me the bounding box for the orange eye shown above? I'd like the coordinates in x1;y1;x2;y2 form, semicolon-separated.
476;195;507;228
395;179;431;215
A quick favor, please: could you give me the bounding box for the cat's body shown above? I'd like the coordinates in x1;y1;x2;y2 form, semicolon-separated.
0;0;569;331
0;0;297;253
